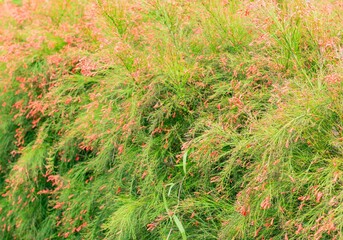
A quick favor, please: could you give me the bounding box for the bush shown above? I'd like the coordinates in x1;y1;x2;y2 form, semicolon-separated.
0;0;342;239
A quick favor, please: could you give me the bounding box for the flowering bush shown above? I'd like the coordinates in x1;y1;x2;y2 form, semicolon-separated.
0;0;342;239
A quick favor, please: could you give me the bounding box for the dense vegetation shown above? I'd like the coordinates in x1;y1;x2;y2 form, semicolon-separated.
0;0;342;239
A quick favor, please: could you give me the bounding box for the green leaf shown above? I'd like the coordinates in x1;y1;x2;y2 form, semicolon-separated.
172;214;187;240
163;187;187;240
182;149;189;175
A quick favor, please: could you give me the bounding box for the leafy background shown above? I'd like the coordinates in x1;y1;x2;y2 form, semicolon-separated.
0;0;342;239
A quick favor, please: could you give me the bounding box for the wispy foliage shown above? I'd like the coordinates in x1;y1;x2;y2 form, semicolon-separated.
0;0;342;239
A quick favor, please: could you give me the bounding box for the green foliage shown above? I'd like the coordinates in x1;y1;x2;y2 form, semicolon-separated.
0;0;342;239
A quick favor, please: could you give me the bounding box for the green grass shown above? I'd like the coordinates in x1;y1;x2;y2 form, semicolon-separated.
0;0;342;239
